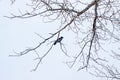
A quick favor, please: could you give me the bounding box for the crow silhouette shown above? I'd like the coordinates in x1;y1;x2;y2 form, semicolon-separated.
54;37;63;45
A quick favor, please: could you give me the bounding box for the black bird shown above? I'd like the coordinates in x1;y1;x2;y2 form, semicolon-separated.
54;36;63;45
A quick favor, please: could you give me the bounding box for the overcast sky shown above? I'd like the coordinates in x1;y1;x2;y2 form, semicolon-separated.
0;0;106;80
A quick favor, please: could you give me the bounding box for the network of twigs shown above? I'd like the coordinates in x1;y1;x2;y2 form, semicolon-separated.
8;0;120;79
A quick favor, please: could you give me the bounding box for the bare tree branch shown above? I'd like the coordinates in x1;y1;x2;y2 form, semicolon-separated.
87;0;99;67
8;0;120;79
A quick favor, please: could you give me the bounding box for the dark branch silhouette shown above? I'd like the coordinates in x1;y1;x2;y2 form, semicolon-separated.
8;0;120;79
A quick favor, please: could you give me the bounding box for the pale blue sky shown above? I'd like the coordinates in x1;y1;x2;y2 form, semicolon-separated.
0;0;109;80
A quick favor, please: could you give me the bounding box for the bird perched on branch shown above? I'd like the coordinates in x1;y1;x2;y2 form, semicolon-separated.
54;36;63;45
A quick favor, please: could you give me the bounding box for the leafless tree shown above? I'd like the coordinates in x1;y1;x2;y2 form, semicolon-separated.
8;0;120;79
